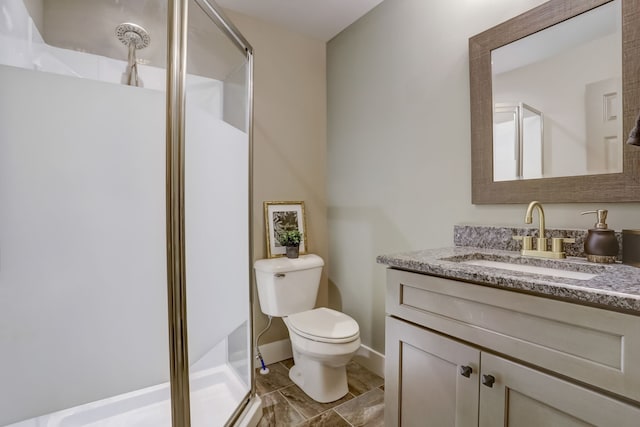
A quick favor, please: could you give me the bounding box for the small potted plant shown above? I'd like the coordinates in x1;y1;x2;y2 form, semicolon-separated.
277;230;303;259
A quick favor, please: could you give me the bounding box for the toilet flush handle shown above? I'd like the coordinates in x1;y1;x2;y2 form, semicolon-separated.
275;273;286;278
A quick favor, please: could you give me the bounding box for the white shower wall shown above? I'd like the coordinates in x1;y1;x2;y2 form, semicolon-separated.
0;0;223;114
0;66;168;425
0;47;248;427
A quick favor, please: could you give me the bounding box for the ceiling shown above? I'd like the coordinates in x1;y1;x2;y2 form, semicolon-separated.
215;0;384;42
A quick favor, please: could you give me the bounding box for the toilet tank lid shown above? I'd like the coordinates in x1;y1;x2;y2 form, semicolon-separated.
254;254;324;273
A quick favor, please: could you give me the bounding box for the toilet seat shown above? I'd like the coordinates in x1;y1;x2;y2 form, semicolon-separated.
287;307;359;344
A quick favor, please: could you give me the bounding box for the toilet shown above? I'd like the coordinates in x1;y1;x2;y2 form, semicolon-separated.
254;254;361;403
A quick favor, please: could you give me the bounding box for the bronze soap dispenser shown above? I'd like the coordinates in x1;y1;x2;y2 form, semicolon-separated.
581;209;618;263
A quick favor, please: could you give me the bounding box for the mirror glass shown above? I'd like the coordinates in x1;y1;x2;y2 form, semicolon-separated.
491;0;622;181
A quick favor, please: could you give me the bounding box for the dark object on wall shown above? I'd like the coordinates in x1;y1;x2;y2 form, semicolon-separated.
627;112;640;146
622;229;640;267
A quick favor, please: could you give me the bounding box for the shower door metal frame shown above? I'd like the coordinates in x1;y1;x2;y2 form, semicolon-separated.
494;102;544;180
166;1;254;426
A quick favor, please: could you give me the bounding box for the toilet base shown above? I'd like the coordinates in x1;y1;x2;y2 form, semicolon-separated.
288;357;349;403
282;315;361;403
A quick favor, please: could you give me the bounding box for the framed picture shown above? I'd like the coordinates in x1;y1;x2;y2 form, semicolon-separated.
264;201;308;258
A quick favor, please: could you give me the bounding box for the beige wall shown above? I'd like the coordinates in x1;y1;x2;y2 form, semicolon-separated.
226;10;328;347
327;0;640;354
23;0;43;33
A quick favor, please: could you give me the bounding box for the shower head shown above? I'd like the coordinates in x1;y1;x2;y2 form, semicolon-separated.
115;23;150;49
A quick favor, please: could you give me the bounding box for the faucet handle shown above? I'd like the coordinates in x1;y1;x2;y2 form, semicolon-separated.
513;235;533;250
552;237;575;253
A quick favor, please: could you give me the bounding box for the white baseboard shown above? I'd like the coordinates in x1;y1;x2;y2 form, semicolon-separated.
255;338;292;369
255;338;385;379
354;344;385;378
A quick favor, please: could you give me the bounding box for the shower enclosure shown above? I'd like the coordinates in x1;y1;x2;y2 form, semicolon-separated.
0;0;256;425
493;102;544;181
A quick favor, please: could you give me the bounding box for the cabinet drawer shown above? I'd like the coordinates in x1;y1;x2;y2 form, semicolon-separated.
386;268;640;402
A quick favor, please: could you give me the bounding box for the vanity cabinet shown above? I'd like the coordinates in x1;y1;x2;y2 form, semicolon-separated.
385;269;640;426
386;317;479;427
480;351;640;427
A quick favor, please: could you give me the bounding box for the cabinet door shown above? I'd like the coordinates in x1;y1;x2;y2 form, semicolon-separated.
385;316;480;427
479;352;640;427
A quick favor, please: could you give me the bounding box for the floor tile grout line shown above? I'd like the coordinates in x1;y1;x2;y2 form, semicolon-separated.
277;387;309;422
333;387;385;425
257;360;385;426
260;389;280;398
332;391;364;413
294;409;355;427
335;409;356;427
309;393;355;423
283;388;358;423
257;381;294;397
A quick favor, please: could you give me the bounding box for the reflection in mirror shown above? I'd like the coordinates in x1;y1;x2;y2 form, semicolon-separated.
491;0;621;181
470;0;640;204
494;103;543;181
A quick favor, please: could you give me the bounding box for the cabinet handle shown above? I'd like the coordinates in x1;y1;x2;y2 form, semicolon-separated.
459;365;472;378
481;374;495;388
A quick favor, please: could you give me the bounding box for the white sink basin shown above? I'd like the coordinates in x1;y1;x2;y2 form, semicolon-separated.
461;259;598;280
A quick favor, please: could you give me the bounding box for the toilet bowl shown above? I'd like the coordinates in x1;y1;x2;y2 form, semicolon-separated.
254;255;361;403
285;308;361;403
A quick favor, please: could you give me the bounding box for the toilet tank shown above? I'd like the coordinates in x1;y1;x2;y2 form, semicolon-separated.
254;254;324;316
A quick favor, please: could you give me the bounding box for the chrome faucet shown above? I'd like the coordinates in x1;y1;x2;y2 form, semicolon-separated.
514;201;574;259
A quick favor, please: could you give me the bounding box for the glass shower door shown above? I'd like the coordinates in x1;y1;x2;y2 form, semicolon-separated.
0;1;171;425
0;0;254;425
183;1;253;425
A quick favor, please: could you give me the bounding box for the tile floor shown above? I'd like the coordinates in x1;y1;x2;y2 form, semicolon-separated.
255;359;384;426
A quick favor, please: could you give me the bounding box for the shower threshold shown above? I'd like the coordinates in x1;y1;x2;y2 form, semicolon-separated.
7;365;247;427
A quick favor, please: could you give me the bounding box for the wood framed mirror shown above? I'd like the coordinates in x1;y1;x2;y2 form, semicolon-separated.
469;0;640;204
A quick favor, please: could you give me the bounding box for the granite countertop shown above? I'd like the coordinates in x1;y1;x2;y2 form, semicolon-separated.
377;246;640;314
